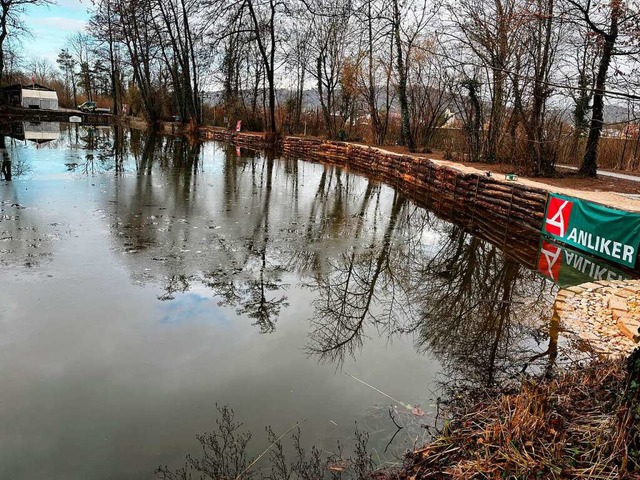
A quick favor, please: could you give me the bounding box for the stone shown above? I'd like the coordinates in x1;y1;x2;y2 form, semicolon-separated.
615;289;635;299
612;309;628;322
608;295;628;312
554;280;640;356
617;317;640;342
554;304;566;314
566;286;585;294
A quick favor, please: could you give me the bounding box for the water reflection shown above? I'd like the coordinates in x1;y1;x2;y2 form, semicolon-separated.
0;175;59;268
409;229;554;386
0;122;599;478
307;190;411;361
0;123;567;381
307;202;557;386
8;121;61;145
1;135;11;180
92;129;560;387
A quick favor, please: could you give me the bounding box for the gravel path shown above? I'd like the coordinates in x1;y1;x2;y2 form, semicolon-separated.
558;164;640;183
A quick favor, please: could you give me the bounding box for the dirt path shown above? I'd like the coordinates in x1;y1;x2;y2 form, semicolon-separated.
421;156;640;212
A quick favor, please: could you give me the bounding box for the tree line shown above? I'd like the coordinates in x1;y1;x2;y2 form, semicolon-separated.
1;0;640;176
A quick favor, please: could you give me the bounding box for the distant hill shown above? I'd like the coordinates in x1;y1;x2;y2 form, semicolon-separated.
202;87;399;111
202;88;322;108
604;103;638;124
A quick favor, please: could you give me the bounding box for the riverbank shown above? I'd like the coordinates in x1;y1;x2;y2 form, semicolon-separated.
194;126;640;479
555;280;640;356
386;281;640;478
392;352;640;479
196;126;640;310
2;118;637;478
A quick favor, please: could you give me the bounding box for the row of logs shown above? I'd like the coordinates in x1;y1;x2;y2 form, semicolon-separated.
200;128;268;150
281;139;547;216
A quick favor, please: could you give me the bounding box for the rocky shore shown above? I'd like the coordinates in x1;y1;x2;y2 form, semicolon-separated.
555;280;640;356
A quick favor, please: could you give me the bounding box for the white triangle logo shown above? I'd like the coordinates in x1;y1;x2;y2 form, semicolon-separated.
540;244;562;278
546;200;570;237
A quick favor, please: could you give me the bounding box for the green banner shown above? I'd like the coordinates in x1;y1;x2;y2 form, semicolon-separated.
537;239;631;287
542;193;640;268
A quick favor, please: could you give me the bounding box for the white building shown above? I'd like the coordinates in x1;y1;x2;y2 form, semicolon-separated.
1;83;59;110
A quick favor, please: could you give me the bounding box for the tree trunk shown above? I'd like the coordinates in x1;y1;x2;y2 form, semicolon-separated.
579;5;619;177
0;3;8;84
579;39;614;177
106;1;119;115
485;0;508;162
531;0;555;176
365;0;383;145
392;0;414;151
246;0;277;136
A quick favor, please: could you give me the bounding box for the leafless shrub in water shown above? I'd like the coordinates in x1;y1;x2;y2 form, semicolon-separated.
156;405;253;480
157;407;380;480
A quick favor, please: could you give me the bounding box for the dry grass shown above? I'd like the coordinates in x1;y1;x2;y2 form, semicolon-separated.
400;353;640;479
427;128;640;174
156;356;640;480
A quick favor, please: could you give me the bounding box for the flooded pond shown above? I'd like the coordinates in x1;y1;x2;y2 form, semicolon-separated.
0;123;559;479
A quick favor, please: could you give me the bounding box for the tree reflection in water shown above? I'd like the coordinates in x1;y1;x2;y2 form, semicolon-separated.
408;227;556;386
0;134;57;268
58;124;127;175
305;196;558;387
110;135;290;333
203;150;289;333
0;179;57;268
307;190;413;360
96;129;558;386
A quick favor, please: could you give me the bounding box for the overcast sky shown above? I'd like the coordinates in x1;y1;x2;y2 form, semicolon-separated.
23;0;89;66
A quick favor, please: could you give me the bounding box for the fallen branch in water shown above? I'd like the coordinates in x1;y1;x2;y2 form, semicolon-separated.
345;372;413;410
234;419;308;480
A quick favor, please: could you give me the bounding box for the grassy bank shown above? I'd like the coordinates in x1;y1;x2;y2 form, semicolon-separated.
399;352;640;479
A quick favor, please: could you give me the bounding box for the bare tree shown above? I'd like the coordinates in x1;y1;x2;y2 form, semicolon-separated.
354;0;394;145
565;0;640;176
113;0;166;121
152;0;202;122
25;57;55;84
244;0;286;136
303;0;355;139
89;0;125;114
67;32;96;100
283;16;310;134
511;0;563;176
450;74;484;162
0;0;51;84
408;38;452;148
389;0;438;151
445;0;520;162
210;5;263;128
563;25;600;144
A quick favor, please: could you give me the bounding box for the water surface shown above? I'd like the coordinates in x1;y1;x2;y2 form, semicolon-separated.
0;123;558;479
